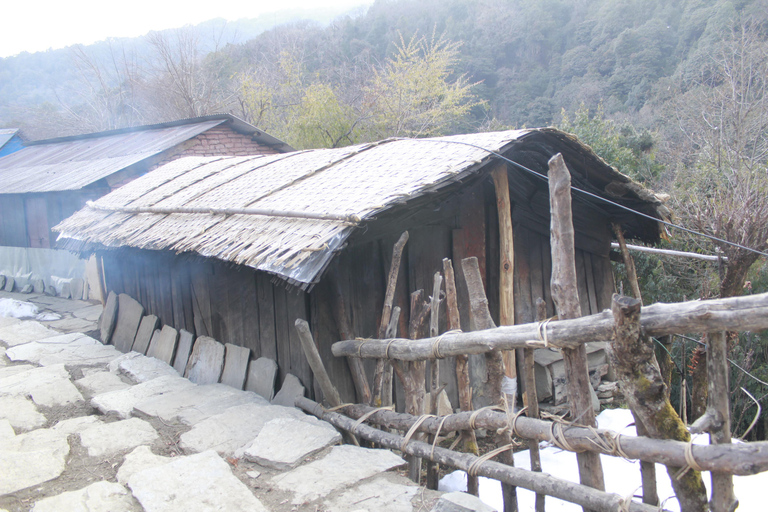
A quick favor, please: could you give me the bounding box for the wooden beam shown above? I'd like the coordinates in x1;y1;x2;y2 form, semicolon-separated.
548;153;604;501
295;319;341;407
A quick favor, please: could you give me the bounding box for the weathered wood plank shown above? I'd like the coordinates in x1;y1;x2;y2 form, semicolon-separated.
256;272;277;361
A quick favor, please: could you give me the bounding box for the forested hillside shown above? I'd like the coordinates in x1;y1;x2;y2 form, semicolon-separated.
2;0;768;436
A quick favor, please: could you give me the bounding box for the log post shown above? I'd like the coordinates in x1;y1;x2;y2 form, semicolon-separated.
548;153;605;502
608;294;708;512
426;271;443;489
295;319;342;407
692;330;738;512
462;255;517;512
375;231;409;407
444;258;480;496
527;298;546;512
492;163;517;409
613;223;658;506
329;269;372;405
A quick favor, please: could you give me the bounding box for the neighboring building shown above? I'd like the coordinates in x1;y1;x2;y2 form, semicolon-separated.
0;115;292;297
55;128;668;407
0;128;24;157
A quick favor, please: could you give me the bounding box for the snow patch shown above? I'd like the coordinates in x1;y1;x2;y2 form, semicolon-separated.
0;298;39;319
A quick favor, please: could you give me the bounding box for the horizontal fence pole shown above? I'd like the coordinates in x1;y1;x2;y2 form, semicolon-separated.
333;292;768;360
610;242;726;262
297;397;664;512
330;403;768;476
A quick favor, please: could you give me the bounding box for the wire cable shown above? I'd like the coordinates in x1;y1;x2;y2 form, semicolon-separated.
395;137;768;259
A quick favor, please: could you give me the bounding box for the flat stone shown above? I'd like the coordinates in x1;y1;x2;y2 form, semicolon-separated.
32;279;45;294
30;480;136;512
242;416;341;469
220;343;249;389
146;325;178;366
134;384;268;425
52;415;102;435
430;491;497;512
100;291;119;344
79;417;158;457
0;275;5;289
20;284;33;293
128;450;268;512
3;276;14;292
76;371;131;398
0;320;59;347
0;395;46;431
184;336;224;385
0;364;83;407
132;315;159;354
91;375;194;419
111;294;144;353
274;445;406;504
6;333;122;367
116;445;172;485
179;402;308;456
0;316;20;329
245;357;278;400
0;347;7;366
0;420;70;495
115;353;179;383
46;316;98;334
44;283;56;296
325;476;420;512
437;389;453;416
172;329;194;375
70;278;84;303
72;304;103;322
60;282;71;299
82;280;90;300
271;373;305;407
0;364;36;378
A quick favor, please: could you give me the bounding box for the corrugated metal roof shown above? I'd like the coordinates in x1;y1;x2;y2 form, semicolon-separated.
55;129;668;289
0;128;19;147
0;120;226;193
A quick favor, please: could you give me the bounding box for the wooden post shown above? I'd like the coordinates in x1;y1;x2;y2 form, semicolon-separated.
295;319;342;407
492;163;517;408
444;258;480;496
608;294;708;512
548;153;605;501
462;256;517;512
426;271;443;490
692;330;738;512
527;298;546;512
329;269;372;405
613;223;658;506
375;231;409;406
96;254;108;305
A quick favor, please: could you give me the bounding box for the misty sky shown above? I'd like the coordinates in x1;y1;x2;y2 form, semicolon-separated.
0;0;371;58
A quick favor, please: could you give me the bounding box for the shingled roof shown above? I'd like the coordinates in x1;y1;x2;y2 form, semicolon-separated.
54;128;669;289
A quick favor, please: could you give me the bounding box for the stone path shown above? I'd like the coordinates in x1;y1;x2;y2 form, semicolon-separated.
0;291;462;512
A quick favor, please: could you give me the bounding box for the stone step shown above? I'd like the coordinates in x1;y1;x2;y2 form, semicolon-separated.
91;375;194;419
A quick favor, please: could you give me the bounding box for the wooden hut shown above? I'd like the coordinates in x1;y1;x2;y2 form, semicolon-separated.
0;115;291;296
54;128;668;407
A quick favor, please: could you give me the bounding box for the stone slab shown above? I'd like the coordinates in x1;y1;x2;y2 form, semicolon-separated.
172;329;194;375
242;416;341;469
76;371;131;398
0;420;70;495
220;343;249;389
0;347;6;366
115;353;179;383
184;336;224;385
0;320;59;347
32;279;45;294
3;276;14;292
0;364;36;379
271;373;305;407
0;275;5;290
52;415;102;435
273;445;406;504
60;282;71;299
116;445;172;485
31;480;137;512
0;395;46;431
79;417;158;457
134;384;268;425
430;491;497;512
128;450;268;512
325;476;420;512
179;402;308;456
0;316;20;329
72;304;103;322
47;316;98;334
245;357;277;400
146;325;178;366
6;334;122;367
70;278;84;304
20;284;33;293
91;375;194;419
0;364;83;407
132;315;159;354
111;294;144;353
100;291;118;344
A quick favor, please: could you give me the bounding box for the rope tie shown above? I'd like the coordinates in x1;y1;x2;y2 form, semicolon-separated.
497;404;528;438
385;339;397;360
534;317;555;347
467;444;516;477
468;405;505;430
431;329;462;359
401;415;436;452
356;339;368;358
617;486;641;512
541;411;579;453
431;416;450;458
350;405;395;434
675;440;703;480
